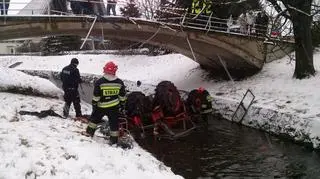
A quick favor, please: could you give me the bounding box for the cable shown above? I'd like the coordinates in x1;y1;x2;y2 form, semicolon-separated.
80;16;97;50
138;27;161;48
217;55;235;85
186;35;197;61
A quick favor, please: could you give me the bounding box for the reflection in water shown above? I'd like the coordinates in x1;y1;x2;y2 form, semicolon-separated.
137;119;320;179
52;79;320;179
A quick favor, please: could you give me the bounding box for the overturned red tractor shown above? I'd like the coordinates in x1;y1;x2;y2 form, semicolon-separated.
124;81;213;140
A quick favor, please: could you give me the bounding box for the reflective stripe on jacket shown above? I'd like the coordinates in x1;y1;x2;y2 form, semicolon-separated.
92;76;126;108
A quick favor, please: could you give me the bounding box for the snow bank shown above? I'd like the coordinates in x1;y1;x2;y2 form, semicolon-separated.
1;51;320;149
0;94;181;179
213;96;320;149
0;67;63;98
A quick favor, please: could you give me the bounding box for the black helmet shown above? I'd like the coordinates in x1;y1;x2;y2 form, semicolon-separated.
71;58;79;65
137;80;142;87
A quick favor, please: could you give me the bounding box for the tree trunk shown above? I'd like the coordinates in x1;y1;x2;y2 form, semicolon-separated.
286;0;315;79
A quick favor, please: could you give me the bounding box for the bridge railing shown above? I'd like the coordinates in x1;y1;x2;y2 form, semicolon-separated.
1;0;271;39
156;8;269;38
0;0;130;16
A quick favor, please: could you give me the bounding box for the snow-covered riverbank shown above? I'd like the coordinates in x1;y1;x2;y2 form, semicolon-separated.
1;51;320;151
0;67;183;179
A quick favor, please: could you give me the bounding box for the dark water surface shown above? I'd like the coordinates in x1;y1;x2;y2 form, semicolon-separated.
137;118;320;179
55;80;320;179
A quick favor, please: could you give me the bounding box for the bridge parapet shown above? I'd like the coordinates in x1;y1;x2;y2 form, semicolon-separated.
0;15;294;77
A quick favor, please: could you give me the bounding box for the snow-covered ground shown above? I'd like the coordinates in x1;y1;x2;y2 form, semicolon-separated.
0;67;183;178
1;50;320;177
1;53;320;119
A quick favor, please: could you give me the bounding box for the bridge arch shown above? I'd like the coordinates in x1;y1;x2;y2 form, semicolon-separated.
0;16;278;76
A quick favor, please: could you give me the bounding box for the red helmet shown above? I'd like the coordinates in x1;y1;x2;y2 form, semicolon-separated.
103;61;118;75
197;87;205;93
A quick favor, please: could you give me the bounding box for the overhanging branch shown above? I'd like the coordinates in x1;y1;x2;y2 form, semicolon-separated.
267;0;291;19
287;5;312;17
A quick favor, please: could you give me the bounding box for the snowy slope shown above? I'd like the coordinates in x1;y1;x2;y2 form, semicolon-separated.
1;51;320;149
0;67;183;179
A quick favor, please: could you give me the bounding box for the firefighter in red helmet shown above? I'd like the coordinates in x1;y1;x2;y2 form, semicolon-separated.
84;61;127;147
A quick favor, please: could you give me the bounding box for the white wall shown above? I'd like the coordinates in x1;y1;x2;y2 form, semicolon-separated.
0;43;18;54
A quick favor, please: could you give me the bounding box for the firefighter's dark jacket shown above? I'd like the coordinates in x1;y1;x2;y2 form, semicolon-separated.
92;75;126;108
60;64;82;90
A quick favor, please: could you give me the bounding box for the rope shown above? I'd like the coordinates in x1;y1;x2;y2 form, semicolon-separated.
186;35;197;61
158;21;177;32
217;55;235;85
178;19;197;62
122;20;176;51
205;12;213;30
192;5;206;20
80;16;97;49
122;24;162;50
138;27;161;48
100;19;106;49
180;19;236;90
127;17;141;29
180;11;187;26
205;12;213;35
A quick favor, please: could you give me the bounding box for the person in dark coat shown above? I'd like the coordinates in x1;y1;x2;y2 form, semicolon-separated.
106;0;117;16
260;11;269;35
70;0;82;14
60;58;83;118
70;0;93;15
255;11;269;36
50;0;67;14
93;0;105;16
82;0;94;15
0;0;10;15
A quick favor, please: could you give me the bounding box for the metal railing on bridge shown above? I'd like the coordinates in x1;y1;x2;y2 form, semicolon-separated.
157;13;269;38
0;0;271;39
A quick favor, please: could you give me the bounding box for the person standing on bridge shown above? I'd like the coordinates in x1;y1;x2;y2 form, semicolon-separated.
93;0;106;16
50;0;67;15
106;0;117;16
238;13;247;34
226;15;234;33
84;61;127;147
70;0;82;14
246;11;255;35
0;0;10;15
60;58;83;118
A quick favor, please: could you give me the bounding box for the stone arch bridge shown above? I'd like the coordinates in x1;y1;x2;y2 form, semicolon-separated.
0;16;292;76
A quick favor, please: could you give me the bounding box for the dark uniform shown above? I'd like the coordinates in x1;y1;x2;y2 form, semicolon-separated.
70;0;82;14
106;0;117;16
0;0;10;15
50;0;67;14
60;58;82;118
70;0;93;15
86;75;126;144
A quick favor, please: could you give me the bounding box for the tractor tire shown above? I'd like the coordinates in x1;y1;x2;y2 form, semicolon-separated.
153;81;184;117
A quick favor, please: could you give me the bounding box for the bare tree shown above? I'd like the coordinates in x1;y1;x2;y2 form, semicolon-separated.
136;0;176;19
266;0;315;79
136;0;162;19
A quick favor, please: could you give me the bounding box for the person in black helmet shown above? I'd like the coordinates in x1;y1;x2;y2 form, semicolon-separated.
60;58;83;118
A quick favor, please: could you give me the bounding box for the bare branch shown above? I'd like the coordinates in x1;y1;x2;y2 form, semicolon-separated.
267;0;284;13
267;0;291;19
287;5;312;17
210;0;254;5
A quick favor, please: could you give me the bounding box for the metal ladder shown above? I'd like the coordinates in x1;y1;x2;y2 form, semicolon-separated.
231;89;255;124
